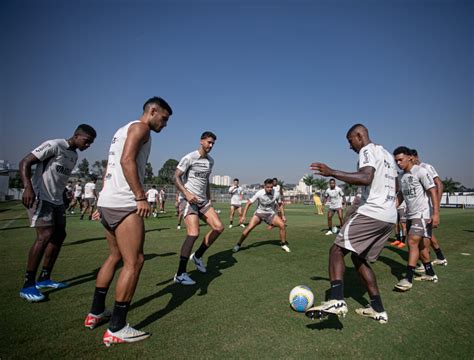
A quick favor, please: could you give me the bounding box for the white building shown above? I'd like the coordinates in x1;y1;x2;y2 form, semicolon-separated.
296;177;312;195
211;175;231;186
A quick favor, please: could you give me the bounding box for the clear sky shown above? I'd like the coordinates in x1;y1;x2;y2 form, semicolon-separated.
1;0;472;186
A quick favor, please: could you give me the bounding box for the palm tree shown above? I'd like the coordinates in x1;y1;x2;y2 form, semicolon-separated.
302;175;315;199
342;183;357;197
442;177;461;205
313;177;328;194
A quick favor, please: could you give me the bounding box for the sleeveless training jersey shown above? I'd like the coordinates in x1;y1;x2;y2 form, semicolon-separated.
31;139;78;205
399;165;435;219
356;143;397;223
98;121;151;208
177;150;214;202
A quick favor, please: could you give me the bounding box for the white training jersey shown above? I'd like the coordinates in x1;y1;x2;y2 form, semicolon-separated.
249;189;281;214
356;143;398;223
419;162;440;179
147;188;159;202
30;139;78;205
397;200;406;210
325;186;345;209
399;165;436;219
98;121;152;208
177;150;214;202
73;184;82;197
229;185;243;205
84;182;96;199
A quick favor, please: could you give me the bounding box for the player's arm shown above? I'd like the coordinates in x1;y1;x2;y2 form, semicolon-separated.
240;200;253;223
427;187;440;227
279;201;286;221
434;176;444;206
121;123;151;217
19;153;42;208
395;178;403;207
174;168;198;204
311;162;375;186
206;182;211;203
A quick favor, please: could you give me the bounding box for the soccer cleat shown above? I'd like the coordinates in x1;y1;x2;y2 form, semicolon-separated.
415;264;426;274
394;278;413;291
355;306;388;324
232;244;241;253
84;309;112;330
390;240;401;246
305;299;348;320
177;225;181;230
103;324;150;347
240;223;245;228
325;230;333;236
396;242;406;249
229;224;233;229
19;286;45;302
173;272;196;285
281;244;291;253
35;280;69;289
190;252;207;273
414;274;438;282
432;259;448;266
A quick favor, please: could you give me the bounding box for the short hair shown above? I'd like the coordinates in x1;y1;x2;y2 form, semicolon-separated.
152;185;156;188
329;178;336;182
143;97;173;115
272;178;278;182
346;123;368;138
234;178;239;182
90;174;98;181
264;178;273;185
201;131;217;140
75;124;97;138
393;146;412;156
410;148;418;156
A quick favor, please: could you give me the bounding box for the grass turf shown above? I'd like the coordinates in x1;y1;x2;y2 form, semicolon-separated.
0;201;473;359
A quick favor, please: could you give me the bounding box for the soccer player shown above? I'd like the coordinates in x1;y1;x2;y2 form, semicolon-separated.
146;185;159;217
323;179;346;235
67;179;83;214
159;187;166;213
173;131;224;285
80;175;98;220
232;178;290;253
305;124;397;324
228;178;245;228
390;201;407;248
411;149;447;266
84;97;172;346
393;147;440;292
19;124;96;302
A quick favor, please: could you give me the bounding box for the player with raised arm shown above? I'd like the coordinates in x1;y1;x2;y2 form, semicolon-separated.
173;131;224;285
323;179;346;235
228;178;245;228
393;147;440;292
84;97;172;346
305;124;397;324
232;178;290;253
19;125;96;302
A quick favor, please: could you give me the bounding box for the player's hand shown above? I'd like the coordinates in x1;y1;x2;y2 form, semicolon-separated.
239;215;245;224
136;200;151;217
310;162;334;177
91;210;101;221
430;214;440;228
22;187;36;209
282;216;287;223
185;191;198;204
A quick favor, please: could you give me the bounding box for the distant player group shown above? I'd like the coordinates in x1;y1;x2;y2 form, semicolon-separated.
17;97;448;346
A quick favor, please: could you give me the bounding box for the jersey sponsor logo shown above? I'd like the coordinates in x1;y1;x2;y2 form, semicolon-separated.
111;137;118;144
362;150;369;164
105;173;112;179
194;171;210;179
35;143;52;153
56;165;72;176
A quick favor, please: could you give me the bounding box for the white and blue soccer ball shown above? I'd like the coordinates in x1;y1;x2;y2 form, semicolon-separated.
332;226;339;234
289;285;314;312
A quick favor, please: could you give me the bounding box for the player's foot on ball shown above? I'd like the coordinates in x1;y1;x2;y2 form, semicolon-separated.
103;324;150;347
173;272;196;285
390;240;401;246
432;259;448;266
190;252;206;273
325;230;333;236
19;286;45;302
394;278;412;291
305;299;348;320
355;306;388;324
36;280;69;289
281;244;291;253
414;274;438;282
84;309;112;330
232;244;241;253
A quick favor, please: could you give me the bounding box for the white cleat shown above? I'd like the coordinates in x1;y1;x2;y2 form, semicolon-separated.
394;278;413;292
240;223;246;228
415;264;426;274
325;230;333;236
355;306;388;324
102;324;150;347
190;252;207;273
281;244;291;253
173;272;196;285
232;244;241;253
229;224;233;229
432;259;448;266
414;274;438;283
305;299;348;320
177;225;181;230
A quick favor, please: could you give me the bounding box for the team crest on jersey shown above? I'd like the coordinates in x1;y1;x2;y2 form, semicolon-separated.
362;150;369;164
35;143;52;153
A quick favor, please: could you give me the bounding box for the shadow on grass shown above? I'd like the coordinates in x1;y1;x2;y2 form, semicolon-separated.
384;245;409;262
238;239;282;252
306;315;344;331
0;217;29;221
64;228;171;246
0;225;31;231
464;229;474;233
131;249;237;330
378;254;406;281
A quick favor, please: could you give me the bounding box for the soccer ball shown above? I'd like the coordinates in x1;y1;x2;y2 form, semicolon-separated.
332;226;338;234
289;285;314;312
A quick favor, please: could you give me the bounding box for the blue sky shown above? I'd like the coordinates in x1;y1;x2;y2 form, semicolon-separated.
1;0;472;186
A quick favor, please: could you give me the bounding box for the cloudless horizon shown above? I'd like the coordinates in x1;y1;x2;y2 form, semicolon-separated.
1;0;472;186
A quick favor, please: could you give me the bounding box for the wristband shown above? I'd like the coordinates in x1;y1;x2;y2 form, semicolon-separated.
135;198;147;202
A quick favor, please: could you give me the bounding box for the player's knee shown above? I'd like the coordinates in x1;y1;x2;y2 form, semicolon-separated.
214;225;225;234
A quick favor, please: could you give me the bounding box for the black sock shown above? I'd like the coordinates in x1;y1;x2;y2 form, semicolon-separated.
109;301;130;332
23;271;36;288
434;247;445;260
423;262;436;276
406;265;415;282
37;267;52;282
370;294;385;313
329;280;344;300
230;220;233;225
401;235;406;243
396;234;401;241
90;287;109;315
194;243;209;259
177;256;189;276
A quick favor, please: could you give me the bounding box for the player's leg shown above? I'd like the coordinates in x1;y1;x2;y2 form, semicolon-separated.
430;233;447;265
236;206;245;227
174;213;200;285
234;215;261;251
271;215;290;252
229;205;235;228
337;209;344;227
326;210;334;235
80;201;90;220
394;232;421;291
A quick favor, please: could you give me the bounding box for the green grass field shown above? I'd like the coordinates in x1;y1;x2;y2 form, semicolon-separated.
1;201;473;359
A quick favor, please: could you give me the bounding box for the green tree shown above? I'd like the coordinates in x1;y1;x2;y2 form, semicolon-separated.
302;175;314;199
92;160;103;176
442;177;461;205
343;183;357;196
157;159;179;184
9;172;22;189
77;158;90;177
145;162;154;183
313;177;328;193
